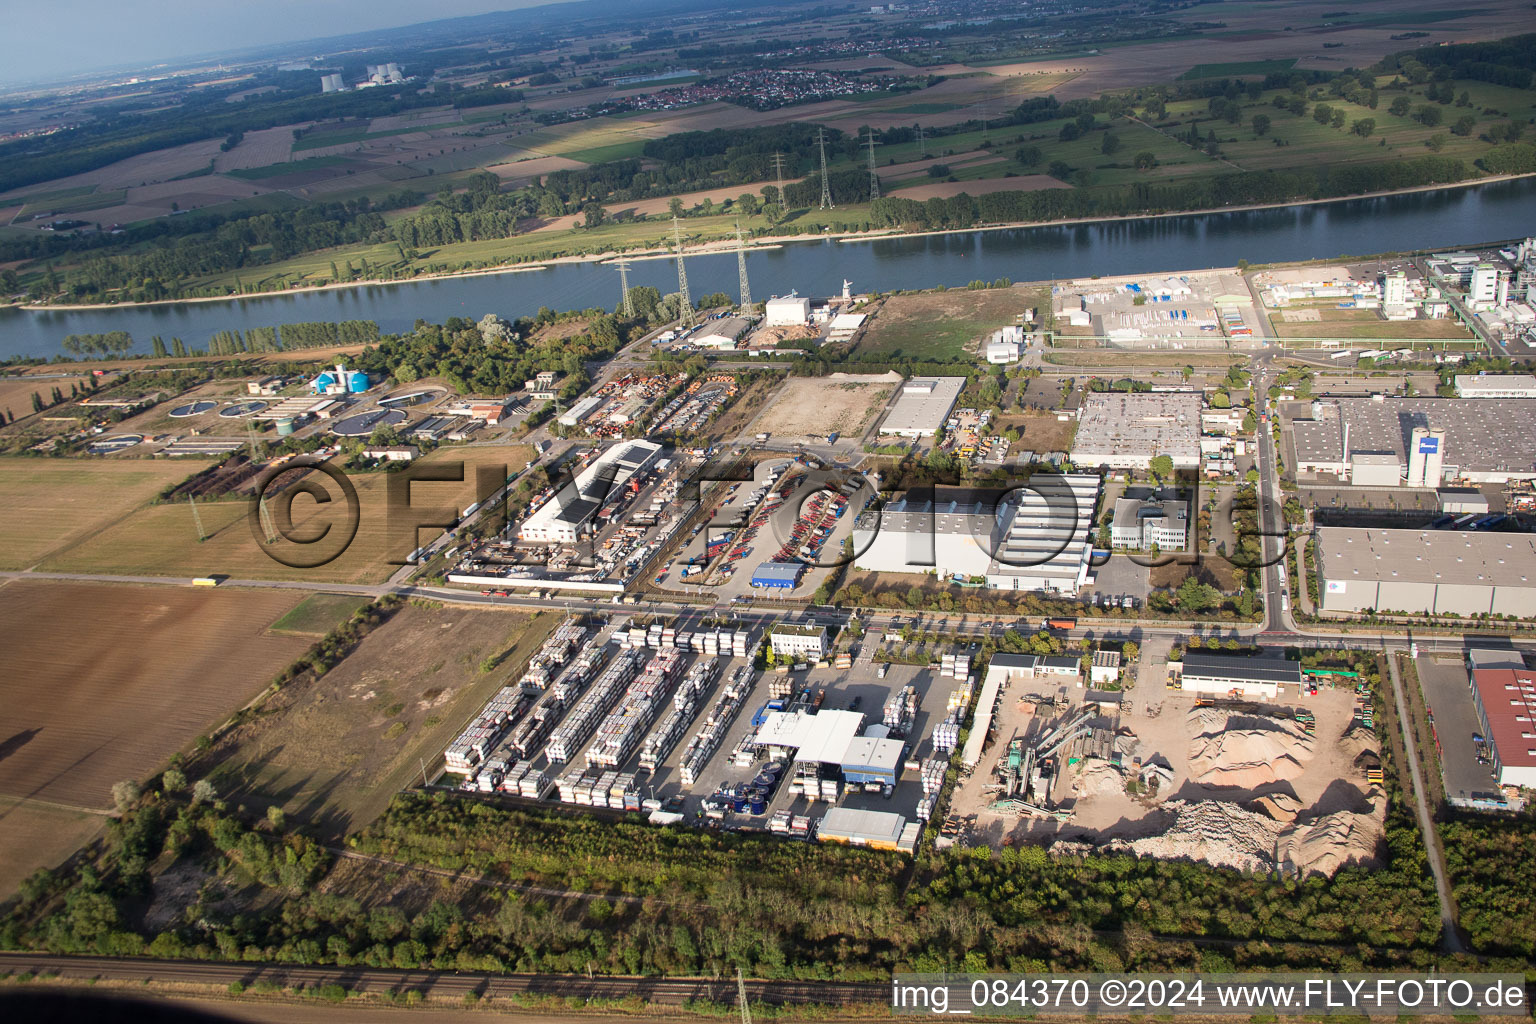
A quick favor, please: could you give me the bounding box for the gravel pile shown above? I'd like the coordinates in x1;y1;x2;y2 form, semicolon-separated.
1187;709;1313;788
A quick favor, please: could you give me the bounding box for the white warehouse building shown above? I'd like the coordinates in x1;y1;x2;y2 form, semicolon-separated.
517;440;662;543
764;294;811;326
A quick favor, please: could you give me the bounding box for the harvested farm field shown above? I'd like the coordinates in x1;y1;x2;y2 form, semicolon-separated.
203;604;555;840
40;445;533;584
0;580;313;810
0;796;107;901
950;668;1386;877
759;373;898;441
0;456;214;570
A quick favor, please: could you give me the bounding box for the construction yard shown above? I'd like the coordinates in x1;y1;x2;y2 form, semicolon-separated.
855;289;1040;362
203;604;554;840
950;668;1385;877
754;373;897;442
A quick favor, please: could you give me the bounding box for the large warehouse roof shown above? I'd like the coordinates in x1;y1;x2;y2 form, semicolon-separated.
1297;399;1536;480
519;439;661;540
1071;392;1201;468
1317;527;1536;589
878;376;966;436
754;709;864;764
1470;666;1536;780
1181;652;1302;686
817;807;908;848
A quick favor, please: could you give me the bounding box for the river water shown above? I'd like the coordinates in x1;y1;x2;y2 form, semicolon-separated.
4;177;1535;360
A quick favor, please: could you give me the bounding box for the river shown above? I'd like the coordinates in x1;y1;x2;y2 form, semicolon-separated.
4;177;1536;360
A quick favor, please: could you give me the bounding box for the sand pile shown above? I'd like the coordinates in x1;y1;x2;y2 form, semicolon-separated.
1248;791;1303;822
1187;710;1313;788
1118;798;1383;877
1077;760;1126;797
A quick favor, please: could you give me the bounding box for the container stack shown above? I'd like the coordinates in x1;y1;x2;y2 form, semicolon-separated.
940;653;971;680
915;794;936;821
674;656;720;708
508;646;611;759
931;716;960;755
883;684;919;733
679;665;753;785
444;686;529;774
518;619;587;691
768;675;794;700
921;758;947;795
544;649;644;764
586;649;685;768
498;761;529;794
514;763;549;799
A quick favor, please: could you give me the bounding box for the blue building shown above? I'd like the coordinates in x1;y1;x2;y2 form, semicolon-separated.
751;561;803;589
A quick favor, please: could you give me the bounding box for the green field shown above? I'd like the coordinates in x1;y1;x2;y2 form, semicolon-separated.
269;593;371;635
1179;59;1297;81
855;288;1034;361
228;156;353;180
561;140;647;164
292;123;453;153
881;102;964;115
19;188;127;218
6;184;95;207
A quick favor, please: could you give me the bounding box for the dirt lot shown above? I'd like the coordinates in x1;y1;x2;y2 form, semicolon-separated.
706;372;783;441
0;580;312;810
0;796;108;900
0;456;214;569
952;669;1384;877
757;373;897;441
858;289;1032;361
40;445;532;584
204;603;555;839
993;412;1077;452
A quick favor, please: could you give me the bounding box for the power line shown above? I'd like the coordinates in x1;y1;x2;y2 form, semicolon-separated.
734;221;752;314
672;215;694;329
187;493;207;543
866;126;880;202
770;151;786;208
816;126;834;210
616;257;634;318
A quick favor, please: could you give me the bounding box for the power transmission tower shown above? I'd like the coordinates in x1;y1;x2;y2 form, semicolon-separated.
672;216;694;329
770;151;787;208
258;496;278;544
616;258;634;318
187;494;207;542
736;968;752;1024
865;126;880;202
734;221;752;315
815;126;834;210
916;124;926;159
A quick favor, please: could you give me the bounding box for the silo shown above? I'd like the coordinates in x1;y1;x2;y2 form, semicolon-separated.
276;417;296;437
348;371;369;393
311;372;335;394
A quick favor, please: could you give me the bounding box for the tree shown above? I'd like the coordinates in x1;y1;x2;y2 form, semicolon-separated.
265;805;286;830
1175;576;1220;613
1015;144;1042;167
1149;454;1173;483
1450;115;1476;137
1122;641;1140;663
1330;110;1347;130
1047;160;1071;179
667;197;684;219
191;779;217;806
111;780;140;814
1389;95;1412;117
1101;133;1121;155
1133;151;1158;170
1313;102;1333;125
1251;113;1271;136
1426;133;1446;152
581;203;606;228
477;313;514;344
161;768;186;793
1416;105;1443;128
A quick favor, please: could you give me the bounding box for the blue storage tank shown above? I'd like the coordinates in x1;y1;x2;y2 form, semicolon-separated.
311;372;335;394
347;371;369;393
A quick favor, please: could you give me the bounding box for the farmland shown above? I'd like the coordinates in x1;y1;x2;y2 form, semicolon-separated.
39;445;533;584
269;593;372;636
0;579;313;810
204;604;555;839
856;289;1034;361
1269;307;1478;341
0;457;215;570
0;797;106;901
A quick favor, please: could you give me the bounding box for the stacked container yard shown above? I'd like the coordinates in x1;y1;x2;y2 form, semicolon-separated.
931;716;959;754
883;684;920;734
921;757;947;795
518;618;588;691
679;665;754;785
585;649;685;768
444;686;531;774
514;762;550;799
637;657;719;773
545;649;645;764
508;644;611;759
940;653;971;680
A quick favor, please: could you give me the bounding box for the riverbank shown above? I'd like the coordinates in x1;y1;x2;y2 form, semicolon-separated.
20;172;1536;313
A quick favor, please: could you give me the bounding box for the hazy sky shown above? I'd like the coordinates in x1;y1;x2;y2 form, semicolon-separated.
7;0;560;84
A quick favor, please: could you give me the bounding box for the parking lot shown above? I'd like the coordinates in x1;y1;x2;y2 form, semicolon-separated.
1415;655;1506;807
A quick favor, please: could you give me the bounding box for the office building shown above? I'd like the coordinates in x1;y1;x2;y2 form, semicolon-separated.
1470;264;1499;305
1454;374;1536;400
1110;497;1188;551
768;623;828;660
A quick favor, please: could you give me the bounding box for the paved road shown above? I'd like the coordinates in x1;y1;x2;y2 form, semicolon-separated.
0;952;883;1009
1386;653;1466;954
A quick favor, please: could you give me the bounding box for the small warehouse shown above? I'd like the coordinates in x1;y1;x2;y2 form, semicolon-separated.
754;708;863;764
752;561;805;591
839;736;906;787
1178;651;1301;699
816;807;913;852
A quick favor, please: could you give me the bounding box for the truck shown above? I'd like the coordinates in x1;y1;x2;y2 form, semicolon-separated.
1044;617;1078;631
826;432;839;445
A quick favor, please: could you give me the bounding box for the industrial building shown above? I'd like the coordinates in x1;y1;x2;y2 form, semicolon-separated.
768;623;828;659
816;807;916;852
751;561;804;590
851;475;1101;595
1070;392;1201;470
1292;398;1536;485
1314;527;1536;617
518;440;663;543
1177;651;1300;699
692;317;751;350
764;294;811;326
1467;657;1536;790
1455;374;1536;399
311;365;369;395
1110;497;1188;551
557;395;602;428
877;377;967;438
